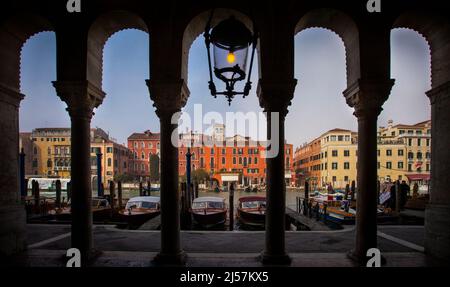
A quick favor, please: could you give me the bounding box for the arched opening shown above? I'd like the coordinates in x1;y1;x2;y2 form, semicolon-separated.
291;9;360;216
181;9;271;232
290;27;354;194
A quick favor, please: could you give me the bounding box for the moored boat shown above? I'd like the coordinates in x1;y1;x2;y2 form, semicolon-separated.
237;196;266;227
118;196;160;228
191;197;227;228
50;197;113;222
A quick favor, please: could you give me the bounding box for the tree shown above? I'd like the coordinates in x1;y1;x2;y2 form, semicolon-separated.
193;168;210;183
114;173;135;183
149;154;160;182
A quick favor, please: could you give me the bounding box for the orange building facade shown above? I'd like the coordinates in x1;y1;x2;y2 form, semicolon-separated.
294;137;322;189
128;131;295;187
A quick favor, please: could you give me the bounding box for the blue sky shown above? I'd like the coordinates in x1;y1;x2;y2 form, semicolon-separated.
19;28;431;148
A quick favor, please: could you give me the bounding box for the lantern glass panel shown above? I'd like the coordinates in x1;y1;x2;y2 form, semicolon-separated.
213;45;249;80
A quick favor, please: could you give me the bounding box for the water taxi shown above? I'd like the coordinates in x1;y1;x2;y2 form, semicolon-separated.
191;197;227;228
237;196;266;227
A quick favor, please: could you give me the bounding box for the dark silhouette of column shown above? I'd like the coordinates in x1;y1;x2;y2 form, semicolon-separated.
53;81;105;265
344;79;394;265
257;80;297;265
147;79;189;265
425;82;450;261
0;86;26;256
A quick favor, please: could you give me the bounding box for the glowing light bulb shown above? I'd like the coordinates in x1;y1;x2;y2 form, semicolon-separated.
227;52;236;64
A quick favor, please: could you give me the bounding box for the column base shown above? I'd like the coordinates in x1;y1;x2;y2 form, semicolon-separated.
425;204;450;263
347;250;386;267
0;205;26;258
260;251;291;266
153;251;187;266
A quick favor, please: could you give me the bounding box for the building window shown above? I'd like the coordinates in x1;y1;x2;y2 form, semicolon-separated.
386;162;392;169
141;152;145;160
200;157;204;168
47;159;52;168
222;157;225;165
248;157;252;165
344;176;349;182
141;142;145;148
239;157;242;165
398;149;404;156
47;147;51;155
426;164;430;171
222;148;226;155
32;159;38;168
408;138;413;146
332;163;338;170
233;157;236;165
344;162;350;170
210;158;215;168
108;158;112;167
426;152;431;160
386;150;392;156
332;176;337;182
107;147;113;153
338;135;343;141
417;152;423;160
344;150;350;157
408;164;412;172
332;150;338;157
398;161;404;169
417;138;421;147
377;162;380;169
426;139;430;147
211;148;215;154
408;152;414;160
254;157;258;164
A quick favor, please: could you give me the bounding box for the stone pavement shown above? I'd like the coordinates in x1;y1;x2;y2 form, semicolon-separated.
14;224;436;267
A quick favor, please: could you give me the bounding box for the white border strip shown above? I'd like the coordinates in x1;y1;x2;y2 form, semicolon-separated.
377;231;425;252
28;232;71;249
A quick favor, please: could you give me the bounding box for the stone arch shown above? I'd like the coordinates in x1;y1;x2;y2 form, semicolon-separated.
182;8;257;84
393;11;450;89
294;8;361;87
87;10;149;89
0;13;54;92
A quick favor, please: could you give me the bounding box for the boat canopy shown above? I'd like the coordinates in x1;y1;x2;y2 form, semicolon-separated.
193;197;225;203
238;196;266;202
127;196;160;203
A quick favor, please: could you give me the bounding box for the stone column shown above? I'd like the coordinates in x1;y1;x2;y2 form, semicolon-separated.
147;79;189;265
53;81;104;264
344;79;394;265
425;81;450;261
0;84;26;257
257;80;297;265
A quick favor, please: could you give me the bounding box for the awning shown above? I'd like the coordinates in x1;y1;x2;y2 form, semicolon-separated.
406;174;430;181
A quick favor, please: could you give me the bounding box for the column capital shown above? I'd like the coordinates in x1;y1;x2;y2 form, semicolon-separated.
52;81;105;119
344;79;395;118
146;79;189;118
427;81;450;105
257;79;298;116
0;83;24;108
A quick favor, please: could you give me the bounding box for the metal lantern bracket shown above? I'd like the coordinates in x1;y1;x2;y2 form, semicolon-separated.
204;10;258;106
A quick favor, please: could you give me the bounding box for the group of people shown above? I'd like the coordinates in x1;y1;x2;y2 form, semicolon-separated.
379;180;411;211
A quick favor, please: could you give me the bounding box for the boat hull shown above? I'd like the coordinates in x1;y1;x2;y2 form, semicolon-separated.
237;209;265;227
117;210;160;228
192;210;227;228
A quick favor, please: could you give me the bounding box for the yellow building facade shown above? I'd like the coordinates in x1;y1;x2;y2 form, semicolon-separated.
294;120;431;190
26;128;132;184
320;129;358;189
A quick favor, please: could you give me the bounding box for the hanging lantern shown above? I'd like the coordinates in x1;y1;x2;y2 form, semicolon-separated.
204;14;258;105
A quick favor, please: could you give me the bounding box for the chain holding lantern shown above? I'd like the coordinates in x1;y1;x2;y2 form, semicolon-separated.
204;11;258;105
